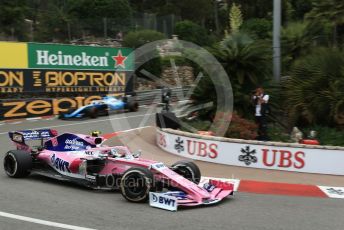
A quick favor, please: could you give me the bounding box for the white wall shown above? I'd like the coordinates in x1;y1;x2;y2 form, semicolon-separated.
157;129;344;175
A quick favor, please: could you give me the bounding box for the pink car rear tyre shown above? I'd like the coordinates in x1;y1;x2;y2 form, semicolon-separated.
3;150;32;178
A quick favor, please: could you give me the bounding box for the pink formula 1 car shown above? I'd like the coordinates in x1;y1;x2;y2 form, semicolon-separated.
3;129;234;211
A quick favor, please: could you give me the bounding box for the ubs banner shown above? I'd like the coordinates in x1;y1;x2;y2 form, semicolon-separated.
0;42;134;93
0;42;134;120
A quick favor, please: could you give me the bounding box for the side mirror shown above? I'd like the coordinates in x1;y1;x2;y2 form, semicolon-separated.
132;150;142;158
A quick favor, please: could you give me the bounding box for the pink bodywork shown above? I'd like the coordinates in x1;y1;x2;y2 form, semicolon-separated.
11;132;233;206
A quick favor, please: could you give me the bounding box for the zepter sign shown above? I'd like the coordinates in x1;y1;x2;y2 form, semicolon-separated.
0;96;102;119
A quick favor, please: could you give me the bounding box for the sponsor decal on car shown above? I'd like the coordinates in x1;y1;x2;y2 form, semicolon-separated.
64;139;85;150
65;139;84;146
85;175;97;181
149;192;178;211
22;130;50;139
85;150;95;155
203;183;216;192
50;154;71;173
150;163;167;171
51;138;58;147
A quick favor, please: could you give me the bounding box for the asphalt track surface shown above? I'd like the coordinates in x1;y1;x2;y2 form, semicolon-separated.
0;107;343;230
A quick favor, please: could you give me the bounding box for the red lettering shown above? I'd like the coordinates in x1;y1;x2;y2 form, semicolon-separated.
294;151;305;169
197;141;207;157
187;140;195;155
262;149;306;169
158;133;166;147
262;149;277;166
278;150;293;168
208;143;218;159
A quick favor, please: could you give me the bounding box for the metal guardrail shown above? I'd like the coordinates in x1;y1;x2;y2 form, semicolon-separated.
0;87;191;103
135;87;191;105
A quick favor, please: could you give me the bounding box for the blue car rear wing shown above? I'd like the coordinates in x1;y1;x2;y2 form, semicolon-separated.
9;129;58;143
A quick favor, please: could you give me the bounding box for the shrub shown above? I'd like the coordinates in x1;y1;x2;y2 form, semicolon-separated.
123;29;166;48
174;20;211;46
123;30;165;80
267;124;291;143
214;112;258;140
284;47;344;126
303;126;344;146
242;18;272;39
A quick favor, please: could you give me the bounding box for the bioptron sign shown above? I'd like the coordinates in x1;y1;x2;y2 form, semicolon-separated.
0;42;134;93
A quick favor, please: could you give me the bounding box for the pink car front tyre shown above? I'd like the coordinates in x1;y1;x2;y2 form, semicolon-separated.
171;160;201;184
120;167;155;203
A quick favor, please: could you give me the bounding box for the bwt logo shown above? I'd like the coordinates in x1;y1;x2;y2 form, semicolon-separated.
152;194;176;206
51;154;71;173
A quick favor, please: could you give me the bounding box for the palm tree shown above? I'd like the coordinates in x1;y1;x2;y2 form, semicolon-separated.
36;0;78;42
209;32;271;116
191;3;271;118
282;21;319;65
306;0;344;46
284;48;344;126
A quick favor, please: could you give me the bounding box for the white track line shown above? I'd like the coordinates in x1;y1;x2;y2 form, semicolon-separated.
0;113;154;135
9;121;22;125
0;211;97;230
26;117;42;121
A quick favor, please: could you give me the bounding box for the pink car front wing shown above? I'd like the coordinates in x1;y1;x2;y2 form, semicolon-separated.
148;162;234;208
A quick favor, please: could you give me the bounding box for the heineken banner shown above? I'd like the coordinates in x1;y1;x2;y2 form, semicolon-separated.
0;42;134;93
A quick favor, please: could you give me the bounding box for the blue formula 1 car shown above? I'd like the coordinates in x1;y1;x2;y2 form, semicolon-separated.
59;96;139;119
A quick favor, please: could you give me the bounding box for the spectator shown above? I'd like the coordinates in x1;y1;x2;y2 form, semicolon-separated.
252;87;270;141
116;31;123;41
161;87;171;111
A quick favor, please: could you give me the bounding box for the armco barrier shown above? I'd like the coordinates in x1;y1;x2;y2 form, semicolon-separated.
135;87;189;105
156;128;344;175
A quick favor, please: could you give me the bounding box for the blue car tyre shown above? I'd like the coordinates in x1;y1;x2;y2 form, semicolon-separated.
85;107;98;119
58;108;74;119
127;101;139;112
